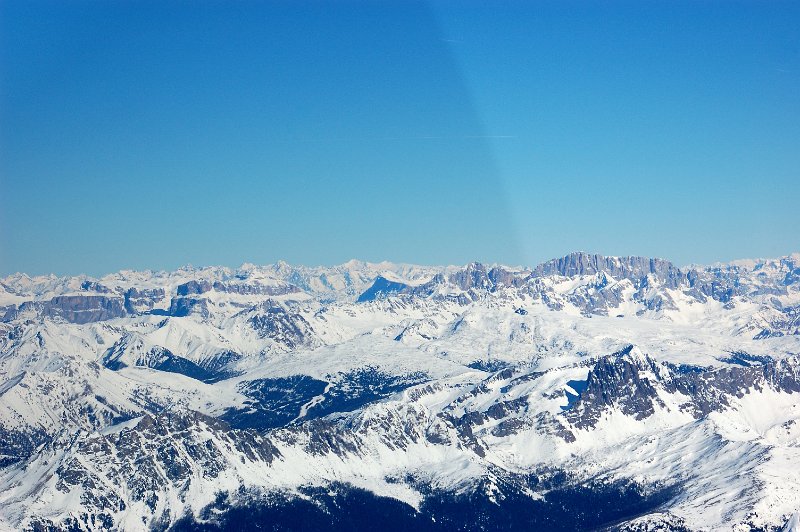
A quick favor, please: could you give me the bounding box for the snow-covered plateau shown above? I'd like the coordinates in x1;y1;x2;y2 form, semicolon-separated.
1;251;800;531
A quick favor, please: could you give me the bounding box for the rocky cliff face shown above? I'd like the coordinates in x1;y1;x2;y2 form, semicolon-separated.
4;295;127;324
26;411;280;531
566;347;800;428
532;252;684;289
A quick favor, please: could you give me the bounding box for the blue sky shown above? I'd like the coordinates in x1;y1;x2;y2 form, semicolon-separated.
1;0;798;276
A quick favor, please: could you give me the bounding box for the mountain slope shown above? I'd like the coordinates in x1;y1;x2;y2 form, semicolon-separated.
1;252;799;531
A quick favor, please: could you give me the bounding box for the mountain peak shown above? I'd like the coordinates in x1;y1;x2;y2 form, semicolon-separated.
532;252;680;285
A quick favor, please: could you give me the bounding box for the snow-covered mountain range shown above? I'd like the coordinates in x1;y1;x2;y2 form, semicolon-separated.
1;251;800;531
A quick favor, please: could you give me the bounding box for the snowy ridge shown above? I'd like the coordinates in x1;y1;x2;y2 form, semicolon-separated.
1;252;800;531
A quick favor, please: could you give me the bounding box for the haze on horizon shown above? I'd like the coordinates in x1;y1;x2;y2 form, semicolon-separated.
1;0;798;277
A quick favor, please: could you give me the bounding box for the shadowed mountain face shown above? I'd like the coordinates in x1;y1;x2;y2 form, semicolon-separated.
1;252;799;531
170;479;681;532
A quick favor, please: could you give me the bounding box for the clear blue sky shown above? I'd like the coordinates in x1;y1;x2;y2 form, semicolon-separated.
1;0;798;276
